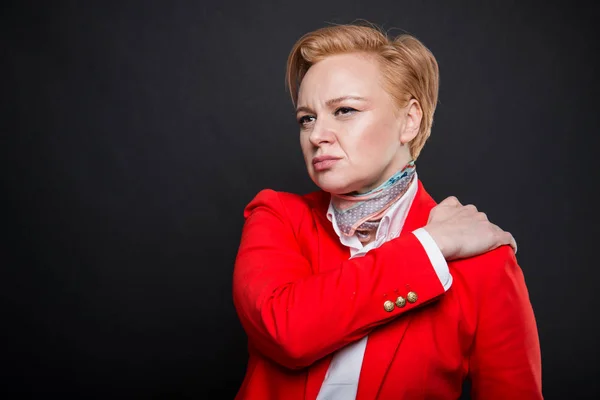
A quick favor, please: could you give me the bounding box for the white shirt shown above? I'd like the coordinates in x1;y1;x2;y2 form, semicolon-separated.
316;175;453;400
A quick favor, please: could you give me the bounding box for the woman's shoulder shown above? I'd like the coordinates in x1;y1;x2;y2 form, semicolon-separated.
450;245;525;293
243;188;329;218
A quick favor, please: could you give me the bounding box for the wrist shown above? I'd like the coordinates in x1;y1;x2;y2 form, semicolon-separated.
423;227;450;259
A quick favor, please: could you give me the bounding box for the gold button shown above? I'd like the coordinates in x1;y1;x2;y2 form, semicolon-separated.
407;291;418;303
395;296;406;308
383;300;395;312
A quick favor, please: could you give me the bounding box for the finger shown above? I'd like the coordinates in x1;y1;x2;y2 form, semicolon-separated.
439;196;462;207
508;233;518;253
490;223;517;253
463;204;478;213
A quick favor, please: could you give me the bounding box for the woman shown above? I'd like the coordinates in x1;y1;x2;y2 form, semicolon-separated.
233;23;541;399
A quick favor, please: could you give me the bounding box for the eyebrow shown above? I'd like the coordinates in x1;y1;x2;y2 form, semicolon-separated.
296;96;368;114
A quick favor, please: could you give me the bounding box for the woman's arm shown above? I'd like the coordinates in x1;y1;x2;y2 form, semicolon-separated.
233;189;445;369
468;247;542;398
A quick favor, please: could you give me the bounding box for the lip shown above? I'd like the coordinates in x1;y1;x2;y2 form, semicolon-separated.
312;155;341;171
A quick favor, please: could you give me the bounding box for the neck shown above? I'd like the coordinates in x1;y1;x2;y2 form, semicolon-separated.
352;154;414;194
331;161;416;237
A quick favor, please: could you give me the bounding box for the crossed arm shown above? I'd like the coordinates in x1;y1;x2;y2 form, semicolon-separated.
233;190;446;368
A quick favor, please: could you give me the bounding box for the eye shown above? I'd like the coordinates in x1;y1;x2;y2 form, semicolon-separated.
297;115;316;127
335;107;357;116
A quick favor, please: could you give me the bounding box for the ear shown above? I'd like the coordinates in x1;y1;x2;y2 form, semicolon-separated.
399;99;423;144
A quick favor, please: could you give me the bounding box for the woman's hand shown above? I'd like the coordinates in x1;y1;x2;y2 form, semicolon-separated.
424;196;517;260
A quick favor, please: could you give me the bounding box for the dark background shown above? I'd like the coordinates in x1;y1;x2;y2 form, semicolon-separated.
2;0;599;398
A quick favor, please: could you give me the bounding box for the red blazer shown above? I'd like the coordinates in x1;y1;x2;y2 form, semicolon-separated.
233;181;542;399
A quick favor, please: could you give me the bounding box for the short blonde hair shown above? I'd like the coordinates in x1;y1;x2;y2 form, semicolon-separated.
286;23;439;159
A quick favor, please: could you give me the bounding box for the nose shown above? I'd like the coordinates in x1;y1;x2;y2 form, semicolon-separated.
308;119;335;147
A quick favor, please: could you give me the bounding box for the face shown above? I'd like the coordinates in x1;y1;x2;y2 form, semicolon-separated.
296;53;422;195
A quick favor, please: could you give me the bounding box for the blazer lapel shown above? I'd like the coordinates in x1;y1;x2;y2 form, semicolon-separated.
356;180;436;400
305;355;332;400
305;202;350;399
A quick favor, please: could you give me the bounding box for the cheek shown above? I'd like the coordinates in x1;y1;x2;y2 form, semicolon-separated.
299;134;312;161
349;121;397;161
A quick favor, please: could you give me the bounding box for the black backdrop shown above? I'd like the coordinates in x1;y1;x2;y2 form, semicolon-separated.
3;1;599;398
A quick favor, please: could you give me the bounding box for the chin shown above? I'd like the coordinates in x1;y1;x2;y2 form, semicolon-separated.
311;172;357;195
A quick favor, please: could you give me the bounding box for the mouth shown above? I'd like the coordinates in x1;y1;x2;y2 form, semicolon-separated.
312;156;341;171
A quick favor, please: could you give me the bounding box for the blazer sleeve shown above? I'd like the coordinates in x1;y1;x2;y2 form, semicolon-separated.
469;247;543;399
232;189;446;369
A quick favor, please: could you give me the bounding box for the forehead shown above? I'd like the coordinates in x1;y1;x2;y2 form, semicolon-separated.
297;53;385;103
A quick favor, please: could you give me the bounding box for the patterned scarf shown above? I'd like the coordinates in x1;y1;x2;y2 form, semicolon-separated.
331;161;416;237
